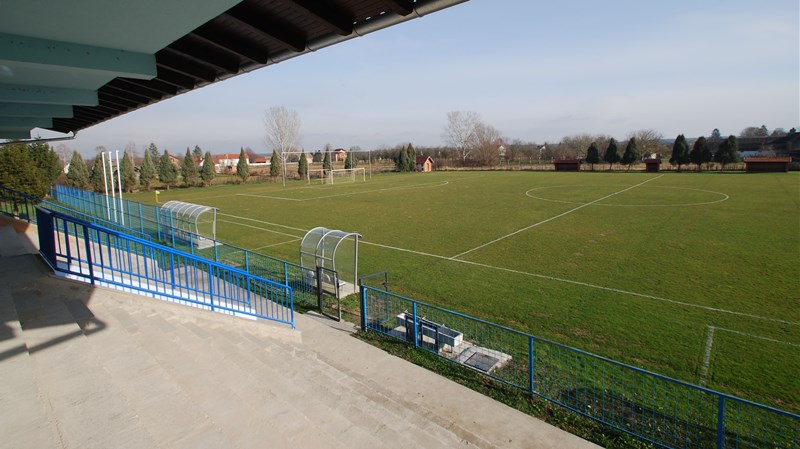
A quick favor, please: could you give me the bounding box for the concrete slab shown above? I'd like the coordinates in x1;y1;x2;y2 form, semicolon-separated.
0;217;600;449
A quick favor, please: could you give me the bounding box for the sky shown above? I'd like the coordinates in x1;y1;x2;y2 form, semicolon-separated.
40;0;800;157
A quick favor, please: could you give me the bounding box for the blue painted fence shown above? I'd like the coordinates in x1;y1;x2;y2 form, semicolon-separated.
5;184;797;448
360;286;799;449
34;206;294;327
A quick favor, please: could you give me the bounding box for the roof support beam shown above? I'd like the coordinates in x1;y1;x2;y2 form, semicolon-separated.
290;0;354;36
0;32;156;80
0;84;98;106
190;26;270;64
380;0;415;16
156;50;217;83
0;103;73;118
225;7;307;53
168;39;242;73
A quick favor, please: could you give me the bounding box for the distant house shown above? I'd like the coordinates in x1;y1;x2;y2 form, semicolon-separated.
212;153;240;173
252;156;269;164
333;149;347;162
416;155;434;172
643;158;662;173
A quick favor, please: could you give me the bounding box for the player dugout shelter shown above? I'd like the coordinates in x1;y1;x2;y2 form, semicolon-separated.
0;0;468;141
160;200;218;243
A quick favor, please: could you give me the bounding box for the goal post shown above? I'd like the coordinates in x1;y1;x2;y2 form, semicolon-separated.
307;168;365;184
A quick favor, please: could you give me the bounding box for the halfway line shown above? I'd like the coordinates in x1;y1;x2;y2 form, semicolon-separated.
451;175;664;259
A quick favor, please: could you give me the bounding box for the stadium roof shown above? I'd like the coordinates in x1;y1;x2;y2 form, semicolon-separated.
0;0;467;140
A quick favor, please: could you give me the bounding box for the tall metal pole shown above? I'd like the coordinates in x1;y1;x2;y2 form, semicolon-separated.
116;150;125;226
101;152;111;220
107;152;118;222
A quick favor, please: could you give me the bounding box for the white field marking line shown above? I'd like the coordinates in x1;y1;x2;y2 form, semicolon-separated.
217;219;305;239
218;213;307;232
251;238;301;251
236;180;450;202
710;326;800;348
360;240;800;326
525;185;730;207
699;326;716;387
451;175;665;259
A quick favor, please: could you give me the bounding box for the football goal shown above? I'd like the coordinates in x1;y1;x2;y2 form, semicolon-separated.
308;168;366;184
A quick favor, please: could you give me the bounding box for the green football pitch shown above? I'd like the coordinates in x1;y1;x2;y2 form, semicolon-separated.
129;170;800;412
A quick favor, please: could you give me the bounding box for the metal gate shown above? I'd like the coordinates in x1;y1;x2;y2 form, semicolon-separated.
315;265;341;321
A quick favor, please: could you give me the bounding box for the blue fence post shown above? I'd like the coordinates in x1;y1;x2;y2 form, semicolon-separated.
528;336;535;394
360;285;368;331
83;225;95;285
283;261;288;286
412;302;419;348
208;265;215;312
156;208;162;241
138;203;144;234
245;250;250;273
716;396;726;449
169;213;176;248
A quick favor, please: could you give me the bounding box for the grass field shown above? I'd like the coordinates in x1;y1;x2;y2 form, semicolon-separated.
128;170;800;412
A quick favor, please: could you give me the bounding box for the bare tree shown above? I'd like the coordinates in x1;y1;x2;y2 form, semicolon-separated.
627;129;664;159
443;111;480;162
264;106;301;186
472;123;504;166
560;133;613;159
54;143;73;167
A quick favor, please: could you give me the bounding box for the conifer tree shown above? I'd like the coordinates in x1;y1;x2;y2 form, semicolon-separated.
181;147;198;186
270;151;280;178
298;151;308;177
200;152;215;186
714;135;740;169
89;154;107;192
139;150;156;190
0;142;51;199
406;144;416;171
157;150;178;189
396;147;409;171
65;151;90;189
147;142;159;162
602;138;620;170
344;151;358;169
585;142;600;170
621;137;639;171
120;151;137;192
236;147;249;183
669;134;691;171
192;145;203;159
322;150;332;171
689;136;709;171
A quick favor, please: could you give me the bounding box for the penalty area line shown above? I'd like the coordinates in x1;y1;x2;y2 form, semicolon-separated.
451;175;664;260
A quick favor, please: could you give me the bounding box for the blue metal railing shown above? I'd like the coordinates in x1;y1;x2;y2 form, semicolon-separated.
49;184;321;309
34;206;294;327
360;286;799;449
6;184;798;448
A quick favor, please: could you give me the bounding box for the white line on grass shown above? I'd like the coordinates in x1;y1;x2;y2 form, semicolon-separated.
218;213;307;232
251;239;302;251
451;175;664;259
699;326;715;387
217;219;304;239
361;240;800;326
236;180;450;202
711;326;800;347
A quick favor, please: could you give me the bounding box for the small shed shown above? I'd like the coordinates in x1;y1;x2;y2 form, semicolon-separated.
643;159;662;173
744;157;791;173
553;159;581;171
416;155;434;172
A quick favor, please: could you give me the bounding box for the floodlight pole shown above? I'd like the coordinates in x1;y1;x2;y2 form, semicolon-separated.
107;151;118;223
116;150;124;226
101;152;111;220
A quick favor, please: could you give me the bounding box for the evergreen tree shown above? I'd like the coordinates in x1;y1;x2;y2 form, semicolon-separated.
200;152;215;186
714;135;740;169
669;134;690;171
298;151;308;177
139;150;156;191
0;142;48;199
147;142;159;162
192;145;203;159
120;151;137;192
236;147;249;183
711;128;722;140
30;141;61;186
602;138;620;170
585;142;600;170
344;151;358;169
181;147;198;187
313;150;322;163
157;150;178;189
396;147;409;172
322;150;332;171
65;151;90;189
689;136;709;171
270;151;280;178
89;154;107;193
621;137;639;171
406;144;416;171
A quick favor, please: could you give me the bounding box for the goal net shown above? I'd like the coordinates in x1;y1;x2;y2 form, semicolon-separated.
308;168;366;184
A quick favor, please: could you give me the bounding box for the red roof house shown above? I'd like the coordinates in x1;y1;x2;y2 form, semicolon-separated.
415;155;434;172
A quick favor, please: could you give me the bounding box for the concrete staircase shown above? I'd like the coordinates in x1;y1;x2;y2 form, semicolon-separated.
0;218;598;449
